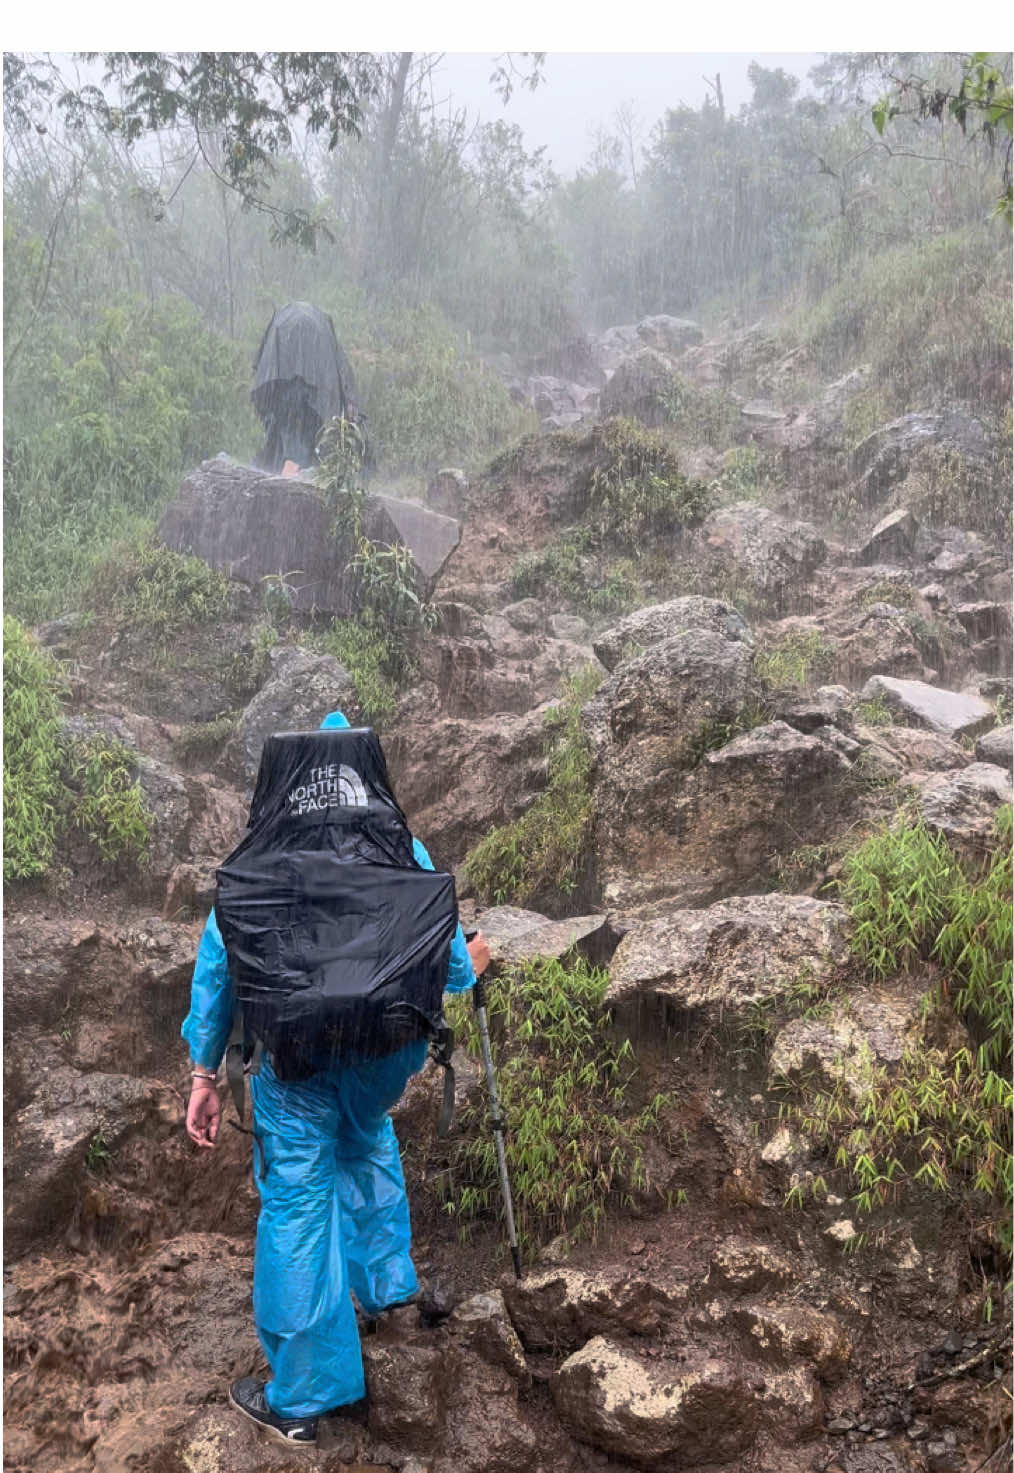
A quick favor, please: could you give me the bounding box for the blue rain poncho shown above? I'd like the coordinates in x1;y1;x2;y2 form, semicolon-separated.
181;711;475;1415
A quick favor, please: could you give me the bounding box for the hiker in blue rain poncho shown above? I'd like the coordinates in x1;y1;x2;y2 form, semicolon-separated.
182;710;490;1449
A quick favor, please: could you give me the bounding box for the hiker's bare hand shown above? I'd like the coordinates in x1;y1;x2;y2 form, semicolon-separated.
467;931;491;976
186;1081;221;1148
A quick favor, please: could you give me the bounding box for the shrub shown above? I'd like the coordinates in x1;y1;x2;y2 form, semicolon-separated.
584;418;714;545
795;228;1012;420
785;812;1013;1255
3;296;257;623
87;539;236;638
67;738;151;866
3;616;153;879
657;374;741;449
443;956;670;1252
464;668;600;913
3;616;67;880
508;529;640;616
710;445;778;502
174;714;239;766
352;303;535;475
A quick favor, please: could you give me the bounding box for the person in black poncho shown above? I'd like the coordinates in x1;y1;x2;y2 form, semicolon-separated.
251;302;362;474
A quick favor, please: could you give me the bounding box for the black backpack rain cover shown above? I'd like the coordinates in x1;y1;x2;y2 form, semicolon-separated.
215;728;458;1080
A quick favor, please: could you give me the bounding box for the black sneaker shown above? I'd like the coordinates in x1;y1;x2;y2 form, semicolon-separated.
228;1377;318;1446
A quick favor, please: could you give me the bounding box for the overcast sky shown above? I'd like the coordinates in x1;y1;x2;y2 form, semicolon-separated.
434;53;824;176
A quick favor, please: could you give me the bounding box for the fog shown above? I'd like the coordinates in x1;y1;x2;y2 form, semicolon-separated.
435;52;823;175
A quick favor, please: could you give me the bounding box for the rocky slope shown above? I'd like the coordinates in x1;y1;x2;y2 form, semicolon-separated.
5;315;1012;1473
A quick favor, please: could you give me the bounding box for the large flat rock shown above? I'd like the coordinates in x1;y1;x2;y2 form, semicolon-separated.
478;906;616;973
860;676;994;739
158;458;460;615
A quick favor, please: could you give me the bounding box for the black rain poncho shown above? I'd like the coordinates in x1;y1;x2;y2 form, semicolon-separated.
251;302;359;472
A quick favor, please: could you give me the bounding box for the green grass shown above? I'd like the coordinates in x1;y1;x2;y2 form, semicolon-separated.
795;228;1012;421
464;668;601;914
3;616;152;881
87;538;236;640
858;579;918;611
3;616;68;880
174;714;239;766
854;694;894;727
755;630;836;689
442;956;670;1254
710;445;779;502
308;616;406;731
508;527;641;616
784;810;1013;1256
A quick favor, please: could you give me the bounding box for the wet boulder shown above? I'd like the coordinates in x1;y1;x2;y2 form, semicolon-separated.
858;725;972;775
635;314;705;355
551;1337;760;1468
819;604;926;685
850;410;992;504
777;684;854;734
728;1303;852;1382
4;1067;170;1260
592;595;753;673
906;762;1013;843
478;906;616;974
606;894;850;1025
976;723;1013;770
860;676;994;740
503;1266;688;1353
695;503;826;615
857;508;919;564
584;626;761;908
158;456;460;615
363;1339;446;1453
598;347;682;427
707;1237;796;1294
598;720;851;917
384;702;560;865
227;642;357;785
448;1291;530;1382
590;637;856;913
768;974;930;1100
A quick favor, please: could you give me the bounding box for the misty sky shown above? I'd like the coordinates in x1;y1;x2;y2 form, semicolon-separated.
435;53;823;176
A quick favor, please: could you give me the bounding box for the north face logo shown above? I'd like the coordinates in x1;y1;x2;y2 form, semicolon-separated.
287;763;368;815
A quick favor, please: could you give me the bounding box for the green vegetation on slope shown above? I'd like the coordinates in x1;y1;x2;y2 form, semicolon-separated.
3;617;152;880
464;668;600;914
784;812;1013;1256
444;956;670;1253
3;296;257;624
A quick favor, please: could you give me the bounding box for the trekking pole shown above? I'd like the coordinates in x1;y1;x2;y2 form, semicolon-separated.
472;974;523;1280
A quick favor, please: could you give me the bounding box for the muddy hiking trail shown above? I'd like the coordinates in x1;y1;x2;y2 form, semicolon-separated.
4;311;1013;1473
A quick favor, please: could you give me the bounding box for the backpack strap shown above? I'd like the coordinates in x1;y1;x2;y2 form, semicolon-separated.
225;1012;264;1127
429;1021;456;1138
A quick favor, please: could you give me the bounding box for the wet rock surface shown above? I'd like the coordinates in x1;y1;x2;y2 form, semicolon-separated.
606;893;850;1019
159;456;461;613
696;502;827;613
860;676;995;739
